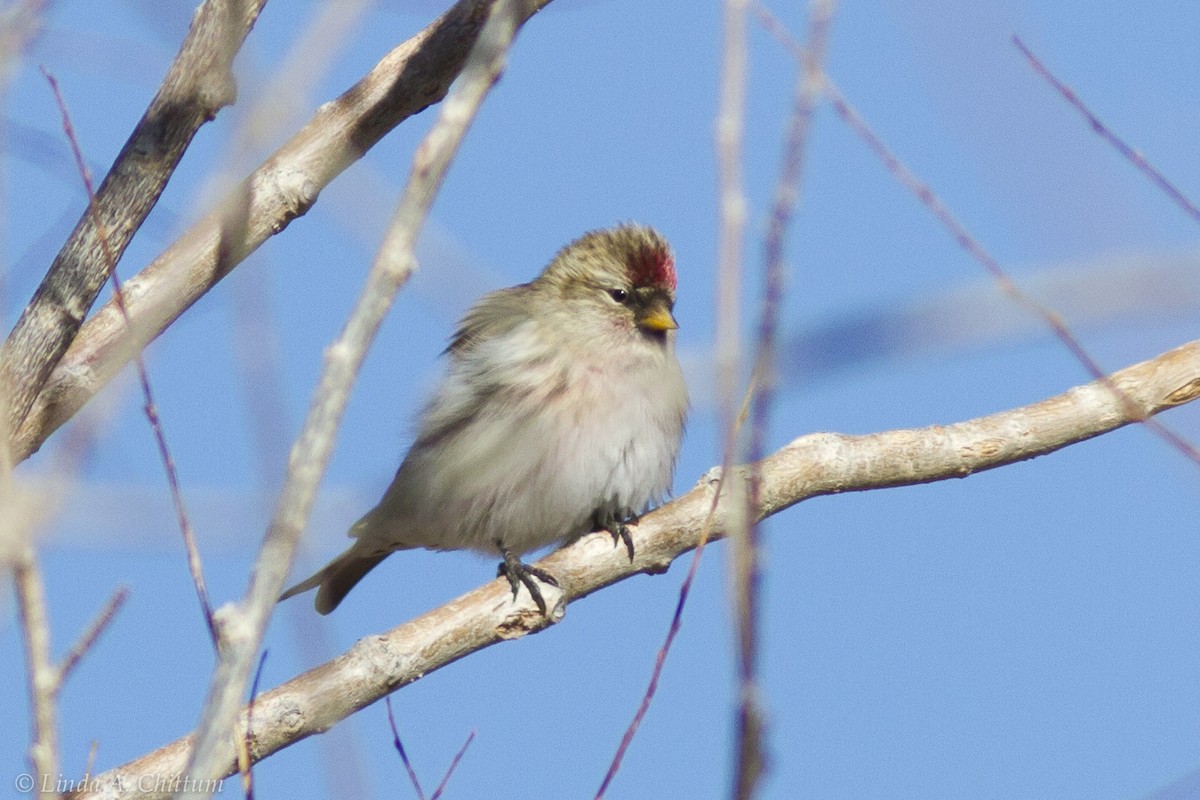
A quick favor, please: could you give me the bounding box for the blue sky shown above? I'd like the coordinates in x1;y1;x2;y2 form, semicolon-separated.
3;1;1200;798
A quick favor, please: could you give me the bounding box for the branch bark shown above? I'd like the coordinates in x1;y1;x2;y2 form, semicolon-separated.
67;339;1200;800
178;1;534;796
0;0;267;439
13;545;59;800
11;0;552;464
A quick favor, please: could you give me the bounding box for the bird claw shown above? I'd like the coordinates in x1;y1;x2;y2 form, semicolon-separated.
495;541;559;615
596;510;638;562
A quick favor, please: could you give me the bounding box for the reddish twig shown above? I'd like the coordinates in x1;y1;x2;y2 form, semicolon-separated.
42;68;219;644
238;651;270;800
596;0;755;796
826;85;1200;465
735;3;836;797
1012;36;1200;225
593;490;720;799
429;729;476;800
754;13;1200;468
383;698;475;800
57;585;128;686
385;697;426;800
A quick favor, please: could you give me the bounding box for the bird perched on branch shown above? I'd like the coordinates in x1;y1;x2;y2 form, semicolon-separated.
281;224;688;615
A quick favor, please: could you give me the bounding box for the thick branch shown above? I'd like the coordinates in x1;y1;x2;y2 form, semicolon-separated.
0;0;266;438
67;340;1200;800
12;0;552;463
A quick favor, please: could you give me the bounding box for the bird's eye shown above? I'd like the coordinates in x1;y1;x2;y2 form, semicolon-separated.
606;288;629;304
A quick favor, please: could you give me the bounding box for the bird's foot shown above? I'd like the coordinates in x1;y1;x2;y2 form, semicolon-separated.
595;510;637;563
495;540;559;615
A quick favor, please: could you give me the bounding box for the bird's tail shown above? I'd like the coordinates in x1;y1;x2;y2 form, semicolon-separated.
279;547;390;615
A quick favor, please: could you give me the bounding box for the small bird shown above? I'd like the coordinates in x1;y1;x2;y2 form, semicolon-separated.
281;224;688;614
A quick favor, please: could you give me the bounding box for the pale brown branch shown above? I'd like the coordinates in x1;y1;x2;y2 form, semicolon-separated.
0;0;50;88
13;545;60;800
0;0;267;439
12;0;554;464
712;1;752;790
67;339;1200;800
179;2;534;795
715;0;748;439
14;562;129;800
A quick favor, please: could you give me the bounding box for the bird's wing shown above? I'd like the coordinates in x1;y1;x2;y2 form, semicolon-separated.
446;283;534;356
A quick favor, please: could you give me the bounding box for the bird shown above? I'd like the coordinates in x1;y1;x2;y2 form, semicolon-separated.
280;224;688;615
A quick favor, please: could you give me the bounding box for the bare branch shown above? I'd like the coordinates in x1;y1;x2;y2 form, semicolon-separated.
66;339;1200;800
0;0;267;438
179;2;533;795
752;6;1200;470
13;545;60;800
825;78;1200;467
1012;36;1200;224
715;0;748;443
594;489;717;799
429;729;475;800
0;0;49;87
736;3;835;797
385;697;426;800
42;66;217;645
712;1;752;792
235;651;269;800
12;0;554;464
56;585;129;687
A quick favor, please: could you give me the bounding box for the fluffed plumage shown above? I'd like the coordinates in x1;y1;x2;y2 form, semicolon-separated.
281;224;687;614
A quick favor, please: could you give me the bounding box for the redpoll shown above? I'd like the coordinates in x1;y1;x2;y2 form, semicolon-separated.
281;224;688;614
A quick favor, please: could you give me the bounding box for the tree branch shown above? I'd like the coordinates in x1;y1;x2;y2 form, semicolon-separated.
0;0;267;439
67;339;1200;800
13;545;60;800
178;1;532;796
11;0;553;463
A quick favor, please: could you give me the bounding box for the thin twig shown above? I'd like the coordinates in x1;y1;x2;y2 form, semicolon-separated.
429;730;476;800
715;0;748;452
57;585;129;686
596;328;763;798
385;697;426;800
41;68;218;645
593;484;722;799
755;10;1200;468
1012;36;1200;225
735;3;836;797
237;651;269;800
83;740;99;784
179;3;530;794
599;0;749;795
65;339;1200;800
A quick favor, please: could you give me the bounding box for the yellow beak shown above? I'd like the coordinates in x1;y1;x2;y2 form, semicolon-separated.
637;304;679;332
